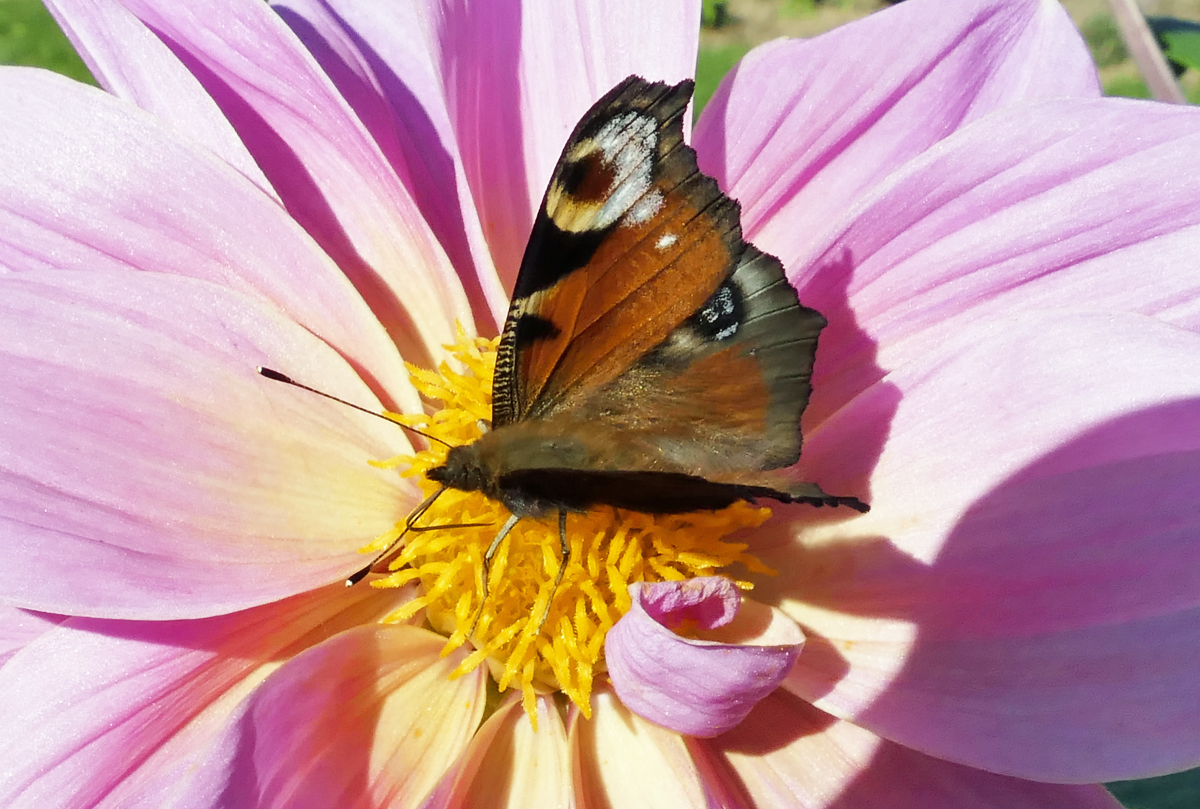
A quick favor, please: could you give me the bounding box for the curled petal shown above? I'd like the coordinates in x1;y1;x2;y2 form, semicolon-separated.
606;578;803;737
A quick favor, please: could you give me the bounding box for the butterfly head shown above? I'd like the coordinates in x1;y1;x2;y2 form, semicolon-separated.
427;443;491;496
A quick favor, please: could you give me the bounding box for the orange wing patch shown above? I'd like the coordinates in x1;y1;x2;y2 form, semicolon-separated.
516;191;738;420
493;78;722;427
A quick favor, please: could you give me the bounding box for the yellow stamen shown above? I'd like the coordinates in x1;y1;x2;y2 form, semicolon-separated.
370;326;775;720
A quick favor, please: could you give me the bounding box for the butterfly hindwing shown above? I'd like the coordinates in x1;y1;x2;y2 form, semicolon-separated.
579;242;828;474
491;243;830;478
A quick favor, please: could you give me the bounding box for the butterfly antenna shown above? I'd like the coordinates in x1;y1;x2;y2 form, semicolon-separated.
345;487;447;586
257;367;452;448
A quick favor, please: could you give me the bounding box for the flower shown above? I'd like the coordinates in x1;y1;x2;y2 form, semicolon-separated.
2;0;1199;807
368;333;776;719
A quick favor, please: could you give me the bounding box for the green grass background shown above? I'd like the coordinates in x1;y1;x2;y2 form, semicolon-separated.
1;0;1199;806
0;0;94;83
2;0;1197;106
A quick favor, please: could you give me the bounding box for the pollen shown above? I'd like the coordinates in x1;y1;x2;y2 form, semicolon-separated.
368;327;775;721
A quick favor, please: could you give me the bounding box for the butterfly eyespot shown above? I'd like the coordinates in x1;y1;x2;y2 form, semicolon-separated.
281;75;865;729
691;281;744;342
560;152;615;203
549;111;664;234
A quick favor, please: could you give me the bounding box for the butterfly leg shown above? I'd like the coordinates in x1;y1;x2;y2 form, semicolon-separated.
536;510;571;632
469;512;521;637
345;487;447;586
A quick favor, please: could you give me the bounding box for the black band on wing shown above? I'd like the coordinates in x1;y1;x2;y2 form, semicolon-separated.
511;215;611;299
512;313;561;342
509;77;693;300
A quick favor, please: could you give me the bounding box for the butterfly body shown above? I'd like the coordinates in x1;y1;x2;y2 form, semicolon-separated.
426;75;867;520
429;421;818;517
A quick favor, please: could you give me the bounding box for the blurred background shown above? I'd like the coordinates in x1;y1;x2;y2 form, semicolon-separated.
694;0;1200;109
4;0;1200;107
1;0;1198;806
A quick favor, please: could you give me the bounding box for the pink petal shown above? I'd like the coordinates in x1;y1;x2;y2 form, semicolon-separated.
0;271;412;618
421;693;570;809
788;99;1200;429
0;608;65;668
570;687;712;808
765;312;1200;781
0;584;416;809
692;690;1122;808
416;0;699;286
694;0;1099;251
42;0;274;196
606;578;803;737
113;0;474;363
173;624;486;809
0;68;416;409
272;0;699;298
271;0;510;332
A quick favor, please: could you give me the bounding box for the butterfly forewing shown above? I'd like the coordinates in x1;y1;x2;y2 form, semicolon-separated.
493;77;740;427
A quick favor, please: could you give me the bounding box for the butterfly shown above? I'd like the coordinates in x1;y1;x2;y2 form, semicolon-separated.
264;75;867;599
424;75;867;591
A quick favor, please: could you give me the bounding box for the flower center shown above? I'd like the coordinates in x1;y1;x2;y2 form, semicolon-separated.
369;330;774;719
